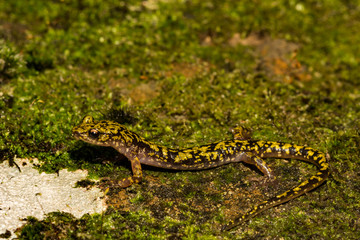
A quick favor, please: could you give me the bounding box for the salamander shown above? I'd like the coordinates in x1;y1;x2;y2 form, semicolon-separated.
72;116;329;231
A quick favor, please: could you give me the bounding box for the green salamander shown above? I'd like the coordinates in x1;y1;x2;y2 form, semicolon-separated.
72;116;329;231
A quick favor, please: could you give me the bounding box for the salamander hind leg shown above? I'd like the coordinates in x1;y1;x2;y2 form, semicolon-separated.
220;154;275;230
232;126;252;140
242;153;274;179
222;154;329;231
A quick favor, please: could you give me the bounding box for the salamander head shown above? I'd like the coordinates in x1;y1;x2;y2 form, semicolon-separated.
72;116;138;147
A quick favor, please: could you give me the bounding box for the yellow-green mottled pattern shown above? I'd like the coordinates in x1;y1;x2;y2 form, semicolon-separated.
72;116;329;231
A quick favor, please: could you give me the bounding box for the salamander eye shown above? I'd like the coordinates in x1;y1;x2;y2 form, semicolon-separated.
88;129;99;139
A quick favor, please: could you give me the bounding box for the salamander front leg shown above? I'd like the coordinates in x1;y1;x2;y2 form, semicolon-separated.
116;156;143;188
100;156;143;189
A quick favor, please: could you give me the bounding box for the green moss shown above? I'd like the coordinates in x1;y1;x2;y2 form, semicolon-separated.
0;40;25;82
1;0;359;238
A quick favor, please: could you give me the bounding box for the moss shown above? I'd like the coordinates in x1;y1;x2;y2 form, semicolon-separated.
1;0;359;238
0;40;26;83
